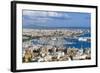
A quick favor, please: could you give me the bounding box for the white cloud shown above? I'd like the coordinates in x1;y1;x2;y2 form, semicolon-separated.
23;10;69;18
23;10;47;17
47;11;62;17
23;10;35;15
24;17;53;24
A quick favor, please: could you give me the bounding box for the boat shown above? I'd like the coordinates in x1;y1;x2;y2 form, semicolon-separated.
78;37;87;41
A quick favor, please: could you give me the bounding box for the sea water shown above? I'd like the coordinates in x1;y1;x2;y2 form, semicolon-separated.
31;29;91;49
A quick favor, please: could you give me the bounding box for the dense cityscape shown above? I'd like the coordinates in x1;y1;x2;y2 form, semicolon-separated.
22;29;91;63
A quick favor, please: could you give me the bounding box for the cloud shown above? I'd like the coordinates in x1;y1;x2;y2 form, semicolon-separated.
23;10;72;28
47;11;62;17
23;10;69;18
24;17;52;24
23;10;49;17
23;10;70;25
23;10;91;28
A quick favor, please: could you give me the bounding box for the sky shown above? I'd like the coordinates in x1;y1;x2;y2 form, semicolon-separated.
22;10;91;29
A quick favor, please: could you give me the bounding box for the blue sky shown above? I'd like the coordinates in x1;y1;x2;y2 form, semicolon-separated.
22;10;91;29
